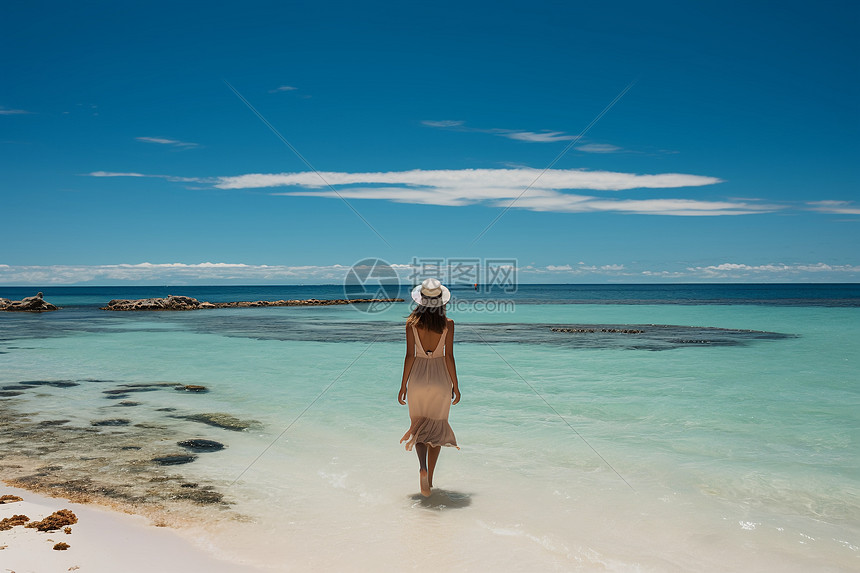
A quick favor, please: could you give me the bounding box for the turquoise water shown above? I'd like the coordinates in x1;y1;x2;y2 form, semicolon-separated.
0;286;858;571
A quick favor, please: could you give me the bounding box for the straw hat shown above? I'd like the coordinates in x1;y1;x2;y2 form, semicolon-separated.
411;278;451;306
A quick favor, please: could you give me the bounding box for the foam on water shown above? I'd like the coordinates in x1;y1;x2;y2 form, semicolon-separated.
1;288;858;571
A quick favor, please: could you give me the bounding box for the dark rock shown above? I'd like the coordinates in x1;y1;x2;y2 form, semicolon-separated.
115;401;141;407
102;295;203;311
120;446;142;450
175;385;208;393
18;380;79;388
152;454;197;466
155;407;177;412
177;439;225;453
0;294;59;312
102;295;405;311
183;413;258;431
90;419;131;427
38;420;71;426
0;391;24;397
103;387;159;395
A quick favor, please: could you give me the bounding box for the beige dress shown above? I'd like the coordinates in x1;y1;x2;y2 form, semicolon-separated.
400;323;459;451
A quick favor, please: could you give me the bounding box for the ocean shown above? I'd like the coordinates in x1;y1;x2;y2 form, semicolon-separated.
1;284;858;571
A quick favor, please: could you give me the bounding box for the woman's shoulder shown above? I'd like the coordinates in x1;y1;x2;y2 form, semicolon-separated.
446;318;454;328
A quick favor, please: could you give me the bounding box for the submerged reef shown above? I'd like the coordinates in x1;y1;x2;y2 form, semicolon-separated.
0;377;243;526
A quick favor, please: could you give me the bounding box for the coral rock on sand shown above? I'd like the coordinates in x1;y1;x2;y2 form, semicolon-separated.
0;495;24;504
25;509;78;531
0;514;30;531
0;293;59;312
53;542;70;550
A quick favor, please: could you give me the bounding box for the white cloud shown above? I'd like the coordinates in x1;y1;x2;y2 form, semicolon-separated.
209;167;775;216
85;171;207;183
576;143;622;154
0;262;352;285
421;120;464;128
269;85;298;93
686;262;860;278
89;171;147;178
136;136;198;148
422;119;580;143
502;131;577;143
2;260;857;285
805;200;860;215
0;107;31;115
216;168;721;192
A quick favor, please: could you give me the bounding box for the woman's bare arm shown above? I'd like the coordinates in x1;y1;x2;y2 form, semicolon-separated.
398;324;415;404
445;320;461;405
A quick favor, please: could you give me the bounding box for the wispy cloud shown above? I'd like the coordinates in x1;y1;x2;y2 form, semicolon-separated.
503;131;577;143
135;136;198;148
209;167;771;216
269;85;298;93
0;262;353;285
3;260;857;285
685;262;860;278
805;200;860;215
575;143;623;154
421;120;464;128
0;106;32;115
422;119;579;143
216;168;721;192
86;171;207;183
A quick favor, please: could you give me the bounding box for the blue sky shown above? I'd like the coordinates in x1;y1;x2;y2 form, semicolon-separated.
1;1;858;285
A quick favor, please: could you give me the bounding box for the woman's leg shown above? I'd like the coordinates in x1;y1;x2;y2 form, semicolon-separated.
415;442;431;496
427;445;441;487
414;442;428;470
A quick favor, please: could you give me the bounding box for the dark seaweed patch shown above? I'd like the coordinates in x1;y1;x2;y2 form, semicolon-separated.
17;380;80;388
180;413;258;431
90;419;131;427
177;439;225;453
152;454;197;466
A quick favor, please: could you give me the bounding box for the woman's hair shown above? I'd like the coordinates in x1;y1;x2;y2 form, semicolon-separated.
406;296;447;333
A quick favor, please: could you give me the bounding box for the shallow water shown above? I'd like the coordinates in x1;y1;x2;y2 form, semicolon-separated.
1;286;858;571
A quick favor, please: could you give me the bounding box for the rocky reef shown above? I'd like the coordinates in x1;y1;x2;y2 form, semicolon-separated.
101;295;404;311
0;292;59;312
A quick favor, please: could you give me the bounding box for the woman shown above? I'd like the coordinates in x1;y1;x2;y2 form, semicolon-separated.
398;278;461;497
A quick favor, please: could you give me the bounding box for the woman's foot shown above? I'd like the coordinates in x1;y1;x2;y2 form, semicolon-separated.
419;469;431;497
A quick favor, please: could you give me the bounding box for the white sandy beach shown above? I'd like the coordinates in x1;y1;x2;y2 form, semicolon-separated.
0;485;260;573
